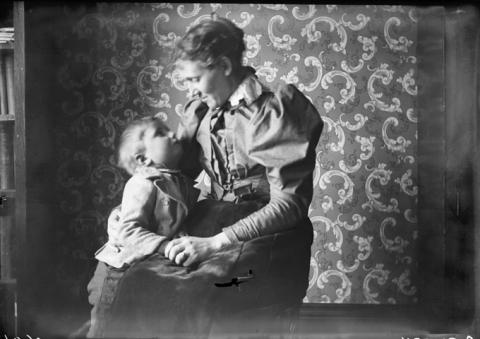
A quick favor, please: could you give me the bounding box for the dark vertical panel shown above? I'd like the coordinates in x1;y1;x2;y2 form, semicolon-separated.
13;1;26;336
444;6;478;329
22;3;70;336
416;6;446;322
473;8;480;335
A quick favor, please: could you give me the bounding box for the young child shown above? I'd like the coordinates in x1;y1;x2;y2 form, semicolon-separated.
94;115;200;269
80;115;200;338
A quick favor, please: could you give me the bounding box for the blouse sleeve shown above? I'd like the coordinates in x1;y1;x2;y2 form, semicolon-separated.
177;99;209;179
222;84;324;241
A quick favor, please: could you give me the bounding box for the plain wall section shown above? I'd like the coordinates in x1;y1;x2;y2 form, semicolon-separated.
22;4;90;336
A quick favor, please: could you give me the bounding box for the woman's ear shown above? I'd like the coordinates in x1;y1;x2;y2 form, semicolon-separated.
219;56;233;76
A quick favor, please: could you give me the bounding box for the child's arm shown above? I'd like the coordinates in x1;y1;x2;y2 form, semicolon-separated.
101;175;167;267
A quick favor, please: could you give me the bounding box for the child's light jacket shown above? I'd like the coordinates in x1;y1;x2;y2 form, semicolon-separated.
95;167;199;268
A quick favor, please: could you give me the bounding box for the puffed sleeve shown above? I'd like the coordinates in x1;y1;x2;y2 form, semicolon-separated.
177;98;209;179
222;84;324;241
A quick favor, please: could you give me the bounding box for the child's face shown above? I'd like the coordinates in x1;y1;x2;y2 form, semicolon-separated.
142;125;182;169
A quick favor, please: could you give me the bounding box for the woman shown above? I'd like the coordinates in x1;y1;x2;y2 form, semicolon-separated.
87;16;323;338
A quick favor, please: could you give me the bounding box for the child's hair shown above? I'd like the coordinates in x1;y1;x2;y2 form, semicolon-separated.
174;16;245;74
117;116;170;175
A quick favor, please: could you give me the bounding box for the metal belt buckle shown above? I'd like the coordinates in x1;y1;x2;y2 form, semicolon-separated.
222;182;233;193
231;166;247;180
233;183;253;199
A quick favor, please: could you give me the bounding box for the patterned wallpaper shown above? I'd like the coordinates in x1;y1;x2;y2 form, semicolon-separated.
53;3;419;304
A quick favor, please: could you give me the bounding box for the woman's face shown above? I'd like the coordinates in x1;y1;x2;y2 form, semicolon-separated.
175;59;233;110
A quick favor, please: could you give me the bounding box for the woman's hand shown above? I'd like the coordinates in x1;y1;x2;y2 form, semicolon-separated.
164;233;232;267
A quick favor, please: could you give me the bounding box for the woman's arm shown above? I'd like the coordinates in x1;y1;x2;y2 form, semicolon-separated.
166;85;323;266
222;84;324;241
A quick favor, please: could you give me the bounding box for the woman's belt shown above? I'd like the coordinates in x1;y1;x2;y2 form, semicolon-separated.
212;172;270;202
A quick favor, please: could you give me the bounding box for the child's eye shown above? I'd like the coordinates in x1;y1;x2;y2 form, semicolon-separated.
154;128;166;137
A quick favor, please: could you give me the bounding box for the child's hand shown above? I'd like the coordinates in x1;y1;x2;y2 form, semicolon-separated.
106;205;122;237
108;205;121;225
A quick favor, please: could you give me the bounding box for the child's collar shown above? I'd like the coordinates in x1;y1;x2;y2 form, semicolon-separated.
134;166;181;179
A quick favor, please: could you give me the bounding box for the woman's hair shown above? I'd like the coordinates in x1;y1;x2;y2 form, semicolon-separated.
117;116;170;175
175;16;245;73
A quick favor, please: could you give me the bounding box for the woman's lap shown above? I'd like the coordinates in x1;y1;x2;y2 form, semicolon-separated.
105;248;242;337
87;199;313;338
213;223;313;314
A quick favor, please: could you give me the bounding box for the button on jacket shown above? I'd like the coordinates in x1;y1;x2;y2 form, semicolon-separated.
178;68;324;242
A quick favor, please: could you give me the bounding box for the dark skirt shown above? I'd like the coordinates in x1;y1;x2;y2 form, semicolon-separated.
87;199;312;338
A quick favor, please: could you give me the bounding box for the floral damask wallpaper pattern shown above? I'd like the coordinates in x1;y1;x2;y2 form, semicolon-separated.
53;3;418;304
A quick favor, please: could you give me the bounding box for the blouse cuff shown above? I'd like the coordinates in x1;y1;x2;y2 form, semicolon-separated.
156;239;169;255
221;227;242;243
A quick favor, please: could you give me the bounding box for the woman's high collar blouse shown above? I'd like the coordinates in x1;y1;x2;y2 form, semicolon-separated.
178;68;324;242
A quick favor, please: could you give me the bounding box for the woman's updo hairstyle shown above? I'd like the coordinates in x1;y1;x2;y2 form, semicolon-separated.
175;15;246;74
